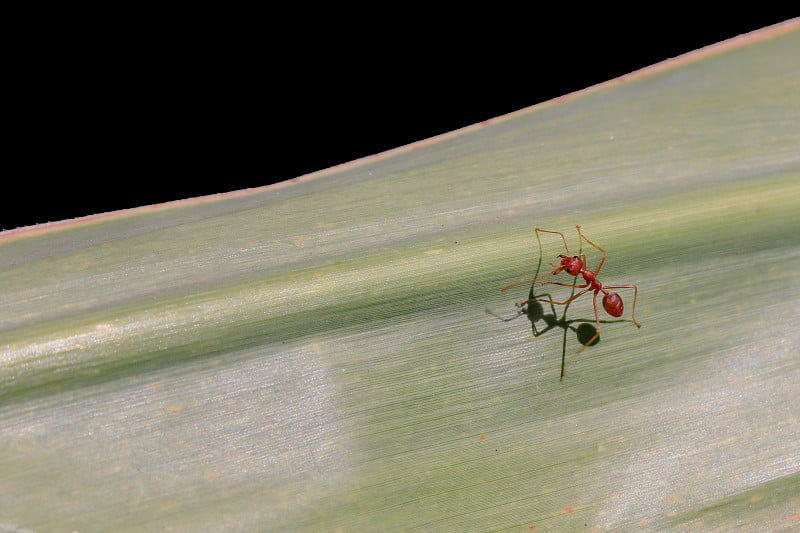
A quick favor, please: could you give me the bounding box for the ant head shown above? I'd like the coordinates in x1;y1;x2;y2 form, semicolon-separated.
555;255;583;277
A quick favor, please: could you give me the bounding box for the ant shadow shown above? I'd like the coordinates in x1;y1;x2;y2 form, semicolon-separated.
489;292;630;380
488;234;635;380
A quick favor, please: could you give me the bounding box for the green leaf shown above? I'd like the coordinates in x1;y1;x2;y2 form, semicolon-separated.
2;23;799;532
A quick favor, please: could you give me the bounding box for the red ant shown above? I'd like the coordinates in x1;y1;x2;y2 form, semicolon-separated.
502;225;641;377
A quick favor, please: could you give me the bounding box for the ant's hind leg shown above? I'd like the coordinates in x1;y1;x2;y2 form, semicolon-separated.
605;284;641;328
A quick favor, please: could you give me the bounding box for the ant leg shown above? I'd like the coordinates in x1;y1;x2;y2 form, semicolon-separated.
500;271;574;292
524;292;558;338
558;231;586;380
578;292;601;354
499;227;569;320
562;291;602;378
560;329;568;380
498;228;558;323
535;227;571;255
500;277;539;293
540;281;590;290
533;292;558;321
536;288;591;307
562;292;602;378
485;307;526;322
576;225;608;276
604;284;641;328
501;227;569;294
527;229;558;338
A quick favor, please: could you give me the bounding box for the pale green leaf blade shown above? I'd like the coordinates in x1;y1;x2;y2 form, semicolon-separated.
1;22;799;532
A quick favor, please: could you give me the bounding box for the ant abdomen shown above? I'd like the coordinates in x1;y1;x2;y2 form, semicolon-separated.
602;292;624;317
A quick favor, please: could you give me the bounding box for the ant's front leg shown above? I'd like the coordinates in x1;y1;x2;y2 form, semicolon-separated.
576;226;608;275
535;227;572;255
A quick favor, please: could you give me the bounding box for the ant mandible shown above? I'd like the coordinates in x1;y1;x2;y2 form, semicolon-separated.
511;225;641;358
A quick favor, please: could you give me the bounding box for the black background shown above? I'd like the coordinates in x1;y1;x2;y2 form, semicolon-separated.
5;15;795;231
